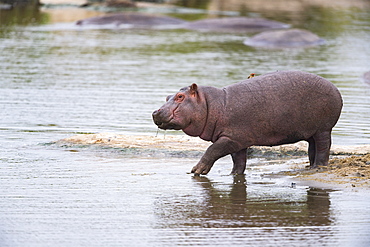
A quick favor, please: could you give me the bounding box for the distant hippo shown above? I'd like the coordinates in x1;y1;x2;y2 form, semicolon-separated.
244;29;325;48
152;71;342;175
76;13;187;28
184;17;289;32
363;71;370;84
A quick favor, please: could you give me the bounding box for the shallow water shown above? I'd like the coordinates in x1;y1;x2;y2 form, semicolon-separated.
1;1;370;246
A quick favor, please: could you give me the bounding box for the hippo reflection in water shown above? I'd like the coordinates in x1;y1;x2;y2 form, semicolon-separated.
154;176;332;228
244;29;325;48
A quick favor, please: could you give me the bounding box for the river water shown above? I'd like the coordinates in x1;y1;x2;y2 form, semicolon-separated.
1;1;370;246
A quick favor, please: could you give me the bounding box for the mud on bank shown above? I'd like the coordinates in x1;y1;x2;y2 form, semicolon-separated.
289;154;370;189
59;133;370;188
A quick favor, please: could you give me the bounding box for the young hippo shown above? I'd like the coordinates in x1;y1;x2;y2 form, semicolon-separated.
152;71;343;175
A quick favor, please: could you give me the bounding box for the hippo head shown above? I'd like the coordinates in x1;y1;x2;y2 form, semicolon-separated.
152;83;207;137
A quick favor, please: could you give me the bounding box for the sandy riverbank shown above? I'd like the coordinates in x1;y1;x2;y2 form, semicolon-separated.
289;154;370;189
60;132;370;155
59;133;370;189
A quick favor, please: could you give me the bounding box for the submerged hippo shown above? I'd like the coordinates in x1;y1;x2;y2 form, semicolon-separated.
363;71;370;84
76;13;187;28
152;71;342;175
244;29;325;48
184;17;289;32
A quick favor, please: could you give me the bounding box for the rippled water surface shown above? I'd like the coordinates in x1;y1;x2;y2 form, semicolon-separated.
1;1;370;246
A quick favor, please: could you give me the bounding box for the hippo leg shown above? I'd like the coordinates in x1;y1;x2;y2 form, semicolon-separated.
191;137;242;175
307;137;316;167
311;131;331;168
231;149;247;175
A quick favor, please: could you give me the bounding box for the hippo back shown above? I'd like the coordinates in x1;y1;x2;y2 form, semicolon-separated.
222;71;342;145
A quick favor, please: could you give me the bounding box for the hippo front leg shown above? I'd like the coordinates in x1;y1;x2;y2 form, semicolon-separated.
191;137;242;175
231;148;247;175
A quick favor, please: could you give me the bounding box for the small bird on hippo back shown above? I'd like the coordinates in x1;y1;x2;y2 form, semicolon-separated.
152;71;343;175
247;73;255;79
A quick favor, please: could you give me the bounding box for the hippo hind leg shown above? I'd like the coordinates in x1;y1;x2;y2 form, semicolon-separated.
307;137;316;167
308;131;332;168
231;148;247;175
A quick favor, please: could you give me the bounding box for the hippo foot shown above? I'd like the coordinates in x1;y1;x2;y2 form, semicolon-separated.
191;162;213;175
230;165;246;175
310;163;327;170
230;170;245;175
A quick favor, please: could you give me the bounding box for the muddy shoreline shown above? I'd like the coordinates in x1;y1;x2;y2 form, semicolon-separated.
59;133;370;189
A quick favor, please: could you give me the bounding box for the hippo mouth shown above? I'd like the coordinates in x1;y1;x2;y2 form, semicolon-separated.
154;118;182;130
152;105;184;130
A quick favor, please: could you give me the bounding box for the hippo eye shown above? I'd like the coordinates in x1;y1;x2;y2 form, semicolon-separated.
175;93;185;102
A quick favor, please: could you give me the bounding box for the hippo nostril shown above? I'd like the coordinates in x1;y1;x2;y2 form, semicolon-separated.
152;109;160;116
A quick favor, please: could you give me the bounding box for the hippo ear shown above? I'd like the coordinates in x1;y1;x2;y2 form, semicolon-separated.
189;83;198;97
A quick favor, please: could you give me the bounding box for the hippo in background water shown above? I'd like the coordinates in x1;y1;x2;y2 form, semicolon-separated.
184;17;290;32
152;71;342;175
363;71;370;84
76;13;188;28
244;29;325;48
76;14;289;32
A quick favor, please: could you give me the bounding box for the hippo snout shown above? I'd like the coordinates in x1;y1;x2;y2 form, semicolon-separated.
152;108;160;116
152;109;162;126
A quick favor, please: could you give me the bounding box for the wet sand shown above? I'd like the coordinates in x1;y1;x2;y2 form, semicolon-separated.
60;133;370;189
291;154;370;189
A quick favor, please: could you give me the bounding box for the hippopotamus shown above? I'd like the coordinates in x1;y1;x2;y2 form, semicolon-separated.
244;29;325;48
76;13;188;28
152;71;342;175
363;71;370;84
184;17;289;32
